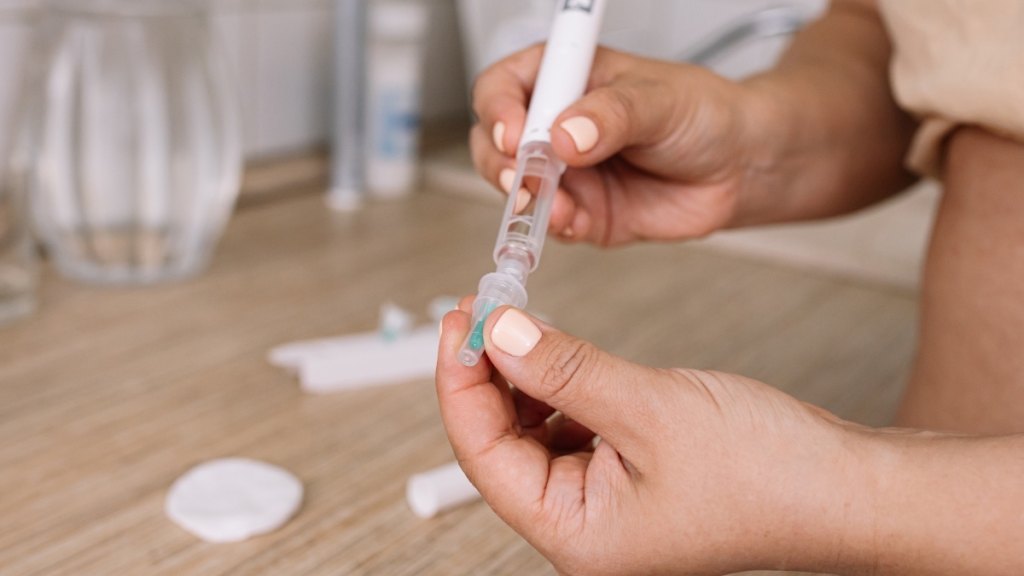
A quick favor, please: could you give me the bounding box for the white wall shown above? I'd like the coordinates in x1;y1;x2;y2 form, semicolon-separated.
0;0;468;161
212;0;467;158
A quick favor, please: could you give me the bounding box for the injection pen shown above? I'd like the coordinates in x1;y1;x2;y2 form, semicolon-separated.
458;0;607;366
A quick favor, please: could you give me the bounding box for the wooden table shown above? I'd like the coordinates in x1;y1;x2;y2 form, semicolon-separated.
0;185;918;575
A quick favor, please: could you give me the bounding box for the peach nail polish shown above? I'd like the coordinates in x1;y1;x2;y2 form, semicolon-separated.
560;116;599;154
492;121;507;153
490;309;541;357
499;168;515;193
513;189;531;214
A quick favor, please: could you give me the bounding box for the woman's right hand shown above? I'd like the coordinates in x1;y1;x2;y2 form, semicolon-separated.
435;303;881;575
470;45;772;245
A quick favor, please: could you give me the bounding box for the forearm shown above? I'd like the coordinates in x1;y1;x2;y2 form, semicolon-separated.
793;426;1024;575
733;0;918;226
854;430;1024;574
762;418;1024;574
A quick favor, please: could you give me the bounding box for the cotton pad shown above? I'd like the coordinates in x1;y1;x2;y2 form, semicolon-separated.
165;458;303;543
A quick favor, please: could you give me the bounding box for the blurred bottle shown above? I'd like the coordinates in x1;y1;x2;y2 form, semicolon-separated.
328;0;367;212
22;0;241;285
365;0;429;199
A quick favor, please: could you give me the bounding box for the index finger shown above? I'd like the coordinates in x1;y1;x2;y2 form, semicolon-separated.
435;309;550;527
471;44;544;156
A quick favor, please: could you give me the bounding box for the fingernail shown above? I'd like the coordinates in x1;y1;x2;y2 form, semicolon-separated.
560;116;599;154
571;209;591;238
514;189;531;214
499;168;516;193
491;309;541;357
492;121;507;153
438;319;444;338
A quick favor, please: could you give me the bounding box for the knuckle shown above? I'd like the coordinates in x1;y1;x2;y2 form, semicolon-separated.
537;338;598;403
469;71;495;120
589;46;626;83
469;92;485;124
468;125;486;162
669;368;729;413
670;367;721;393
468;126;501;177
602;87;635;136
469;65;489;97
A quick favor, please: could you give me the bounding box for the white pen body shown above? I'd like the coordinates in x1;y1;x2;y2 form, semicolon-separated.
519;0;607;148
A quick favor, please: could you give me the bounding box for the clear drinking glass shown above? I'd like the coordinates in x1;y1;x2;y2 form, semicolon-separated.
0;125;37;325
23;0;241;284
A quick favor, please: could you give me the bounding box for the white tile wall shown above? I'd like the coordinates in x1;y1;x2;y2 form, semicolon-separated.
212;0;338;158
253;2;333;156
214;0;466;159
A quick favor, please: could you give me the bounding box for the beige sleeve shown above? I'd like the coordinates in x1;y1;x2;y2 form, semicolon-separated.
877;0;1024;177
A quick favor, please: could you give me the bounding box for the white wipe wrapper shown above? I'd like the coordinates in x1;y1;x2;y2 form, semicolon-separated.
406;461;481;518
267;327;438;393
165;458;303;543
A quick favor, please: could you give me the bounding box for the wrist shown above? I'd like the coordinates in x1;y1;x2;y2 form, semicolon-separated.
729;75;805;228
843;429;1024;575
808;424;1004;575
818;424;905;574
754;415;899;574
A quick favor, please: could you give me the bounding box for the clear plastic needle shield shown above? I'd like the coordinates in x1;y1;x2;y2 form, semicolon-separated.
457;143;564;366
457;0;605;366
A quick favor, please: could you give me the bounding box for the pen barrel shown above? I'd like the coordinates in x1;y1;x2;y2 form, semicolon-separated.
520;0;607;147
493;141;564;271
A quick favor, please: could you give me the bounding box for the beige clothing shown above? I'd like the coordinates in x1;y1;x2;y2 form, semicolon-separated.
877;0;1024;177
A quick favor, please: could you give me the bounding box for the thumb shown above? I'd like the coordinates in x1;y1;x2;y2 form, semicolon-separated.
550;79;677;168
483;306;655;455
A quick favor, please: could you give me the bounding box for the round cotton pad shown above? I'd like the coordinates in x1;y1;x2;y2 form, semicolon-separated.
165;458;303;543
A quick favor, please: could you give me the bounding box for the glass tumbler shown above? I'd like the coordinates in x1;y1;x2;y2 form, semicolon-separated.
0;121;37;325
23;0;241;284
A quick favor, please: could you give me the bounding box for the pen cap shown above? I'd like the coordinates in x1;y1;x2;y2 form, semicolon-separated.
520;0;607;147
406;461;480;518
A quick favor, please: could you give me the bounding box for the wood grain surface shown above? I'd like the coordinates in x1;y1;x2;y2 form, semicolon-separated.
0;183;918;575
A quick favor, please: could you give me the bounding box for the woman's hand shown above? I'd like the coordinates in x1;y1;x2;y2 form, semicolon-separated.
471;46;765;245
470;0;920;246
435;303;880;575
